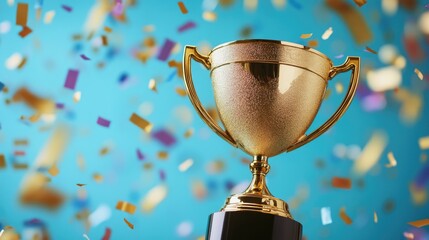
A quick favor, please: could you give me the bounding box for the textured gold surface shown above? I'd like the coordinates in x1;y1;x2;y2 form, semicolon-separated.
182;39;360;218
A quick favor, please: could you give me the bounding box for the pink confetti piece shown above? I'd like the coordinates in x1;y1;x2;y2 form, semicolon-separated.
112;0;124;17
97;116;111;128
64;69;79;90
80;54;91;60
62;5;72;12
178;21;196;33
151;129;176;147
157;39;176;61
136;148;145;161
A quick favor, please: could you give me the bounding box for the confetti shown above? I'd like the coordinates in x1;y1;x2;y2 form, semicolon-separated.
300;33;313;39
331;177;351;189
178;21;196;33
272;0;286;9
184;128;194;138
244;0;258;11
101;35;108;46
157;39;176;61
152;129;176;147
16;3;28;26
321;27;333;40
0;154;6;169
203;11;217;21
394;89;422;124
44;10;55;24
206;160;225;174
87;204;110;227
408;219;429;228
112;0;124;17
102;228;111;240
321;207;332;225
339;207;353;224
382;0;398;15
100;146;110;156
136;149;145;161
48;164;59;176
414;165;429;189
83;233;90;240
116;201;137;214
93;173;104;183
130;113;153;133
84;1;110;34
403;232;414;240
141;184;168;212
385;151;397;168
353;131;387;175
80;54;91;60
176;221;193;237
365;46;378;54
14;139;28;145
367;66;401;92
64;69;80;90
123;218;134;229
157;151;168;160
308;40;318;48
5;53;25;70
353;0;366;7
73;91;81;103
104;26;112;32
175;87;187;96
192;180;207;200
178;1;188;14
326;0;372;44
374;211;378;223
179;158;193;172
414;68;424;80
62;5;73;12
97;117;111;128
18;25;32;38
148;79;157;92
0;229;3;237
420;12;429;34
419;136;429;150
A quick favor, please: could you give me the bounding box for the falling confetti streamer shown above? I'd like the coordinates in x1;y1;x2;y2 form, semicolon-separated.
179;158;193;172
365;46;378;54
44;10;55;24
178;21;196;33
62;5;73;12
16;3;28;26
0;154;6;169
101;228;111;240
353;131;387;175
123;218;134;229
353;0;367;7
80;54;91;60
148;79;157;92
157;39;176;61
88;205;111;227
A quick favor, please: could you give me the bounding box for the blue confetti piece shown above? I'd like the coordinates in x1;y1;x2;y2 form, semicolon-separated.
0;81;4;91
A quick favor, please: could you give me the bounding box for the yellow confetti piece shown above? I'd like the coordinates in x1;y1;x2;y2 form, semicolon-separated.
178;158;193;172
272;0;286;9
353;131;387;175
157;151;168;160
141;184;168;213
84;0;110;34
339;207;352;225
408;219;429;228
148;79;157;92
414;68;424;80
244;0;258;11
143;25;155;32
73;91;81;103
44;10;55;24
99;146;110;156
12;87;56;114
116;201;137;214
385;151;397;168
394;89;422;124
124;218;134;229
14;139;28;145
300;33;313;39
202;11;217;21
409;183;427;205
374;211;378;223
103;26;112;32
130;113;153;133
184;128;194;138
48;164;59;176
322;27;333;40
175;87;187;97
335;82;343;93
93;173;104;183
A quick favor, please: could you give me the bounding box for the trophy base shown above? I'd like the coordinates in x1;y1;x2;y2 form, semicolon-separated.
206;210;302;240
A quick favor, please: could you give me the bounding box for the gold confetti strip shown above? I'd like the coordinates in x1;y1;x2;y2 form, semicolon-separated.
272;0;286;9
394;89;422;124
419;136;429;150
410;183;427;205
408;219;429;228
414;68;424;80
157;151;168;160
178;158;193;172
99;146;110;156
148;79;157;92
339;207;353;224
123;218;134;229
141;184;168;213
116;201;137;214
16;3;28;26
104;26;112;32
374;211;378;223
13;163;28;169
184;128;194;138
203;11;217;21
326;0;372;44
101;35;108;46
385;151;397;168
353;131;387;175
365;46;378;54
48;164;59;176
300;33;313;39
177;1;188;14
353;0;367;7
175;88;187;97
130;113;153;133
308;40;318;48
143;24;155;32
84;0;110;34
0;154;6;169
93;173;104;183
12;87;56;114
322;27;333;40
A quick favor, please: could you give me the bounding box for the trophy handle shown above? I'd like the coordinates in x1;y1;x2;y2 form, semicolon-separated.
287;56;360;152
183;46;237;147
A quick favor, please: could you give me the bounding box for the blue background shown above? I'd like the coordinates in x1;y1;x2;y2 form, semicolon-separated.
0;0;429;239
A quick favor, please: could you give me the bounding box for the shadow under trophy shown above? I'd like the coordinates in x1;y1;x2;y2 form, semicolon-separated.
182;39;360;240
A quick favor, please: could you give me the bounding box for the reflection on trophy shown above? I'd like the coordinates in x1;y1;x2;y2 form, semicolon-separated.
182;40;360;240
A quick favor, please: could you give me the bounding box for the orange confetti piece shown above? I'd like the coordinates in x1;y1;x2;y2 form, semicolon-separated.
124;218;134;229
99;147;110;156
365;46;378;54
308;40;318;48
408;219;429;228
93;173;104;183
116;201;137;214
104;26;112;32
414;68;424;80
353;0;366;7
339;207;353;224
130;113;153;133
331;177;351;189
300;33;313;39
48;164;59;176
0;154;6;169
16;3;28;26
175;88;187;97
177;1;188;14
157;151;168;160
18;26;32;38
101;35;108;46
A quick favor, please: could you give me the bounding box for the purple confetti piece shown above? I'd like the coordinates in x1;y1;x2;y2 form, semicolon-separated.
415;165;429;189
61;4;72;12
64;69;79;90
80;54;90;60
159;169;166;181
425;3;429;9
97;116;111;128
151;129;176;147
335;54;344;59
112;1;124;17
157;39;176;61
56;103;65;109
136;148;145;161
24;218;45;227
178;21;196;33
361;93;386;112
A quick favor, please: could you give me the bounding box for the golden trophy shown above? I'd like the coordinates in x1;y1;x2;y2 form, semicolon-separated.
182;40;359;240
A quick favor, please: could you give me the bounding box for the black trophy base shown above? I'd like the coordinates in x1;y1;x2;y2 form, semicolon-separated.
206;211;302;240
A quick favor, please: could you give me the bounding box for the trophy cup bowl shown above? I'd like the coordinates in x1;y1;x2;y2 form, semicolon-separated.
183;39;360;240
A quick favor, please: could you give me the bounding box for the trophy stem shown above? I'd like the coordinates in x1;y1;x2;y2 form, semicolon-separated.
244;155;272;195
